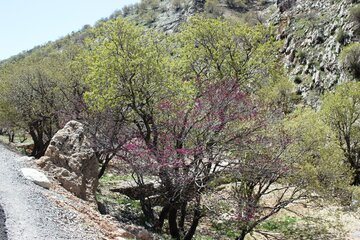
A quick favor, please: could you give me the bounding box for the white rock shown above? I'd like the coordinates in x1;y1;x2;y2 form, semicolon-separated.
21;168;51;189
19;156;35;162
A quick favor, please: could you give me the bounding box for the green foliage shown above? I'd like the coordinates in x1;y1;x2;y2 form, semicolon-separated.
351;186;360;209
132;0;161;25
259;216;298;232
0;35;86;157
336;28;349;45
81;17;190;113
260;216;344;240
340;43;360;79
82;16;281;116
284;108;353;198
100;174;133;185
1;8;356;239
321;81;360;183
122;5;133;17
296;49;307;64
211;221;241;238
204;0;223;16
283;217;345;240
175;16;282;92
241;11;265;26
350;4;360;26
258;77;295;113
226;0;249;10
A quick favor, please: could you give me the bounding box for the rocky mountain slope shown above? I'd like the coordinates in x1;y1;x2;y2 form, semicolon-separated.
118;0;359;106
5;0;358;107
272;0;359;106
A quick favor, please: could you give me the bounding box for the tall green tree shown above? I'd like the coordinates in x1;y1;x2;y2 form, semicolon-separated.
321;81;360;184
80;16;342;240
0;42;85;157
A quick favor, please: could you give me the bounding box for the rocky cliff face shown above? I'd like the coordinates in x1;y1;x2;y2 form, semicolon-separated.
272;0;358;106
126;0;358;106
5;0;357;107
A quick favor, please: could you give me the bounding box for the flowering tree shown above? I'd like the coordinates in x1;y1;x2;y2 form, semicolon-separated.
80;16;352;240
117;78;261;239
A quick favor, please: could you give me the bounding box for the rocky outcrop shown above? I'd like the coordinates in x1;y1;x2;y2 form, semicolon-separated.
38;121;99;202
271;0;358;106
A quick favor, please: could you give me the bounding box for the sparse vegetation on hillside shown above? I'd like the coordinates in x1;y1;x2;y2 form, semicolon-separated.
340;43;360;79
1;0;360;239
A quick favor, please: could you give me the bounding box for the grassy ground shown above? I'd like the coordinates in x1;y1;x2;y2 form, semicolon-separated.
0;133;33;155
98;170;360;239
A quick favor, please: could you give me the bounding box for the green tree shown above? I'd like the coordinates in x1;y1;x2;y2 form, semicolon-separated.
80;16;288;239
220;108;352;240
174;16;282;93
340;43;360;79
321;81;360;184
0;41;85;157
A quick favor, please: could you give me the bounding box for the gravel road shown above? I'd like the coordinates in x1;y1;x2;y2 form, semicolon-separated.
0;204;6;240
0;144;100;240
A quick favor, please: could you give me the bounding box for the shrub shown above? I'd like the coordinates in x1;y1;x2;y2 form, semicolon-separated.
351;5;360;25
171;0;183;11
336;28;349;45
205;0;223;16
226;0;249;10
340;43;360;79
242;11;265;25
122;5;133;17
296;49;307;64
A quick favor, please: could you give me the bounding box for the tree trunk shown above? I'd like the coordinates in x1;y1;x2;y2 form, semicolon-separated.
98;155;113;179
235;230;248;240
354;169;360;185
139;198;155;228
29;123;48;158
184;207;201;240
8;130;14;143
168;207;180;239
179;202;187;233
154;205;170;233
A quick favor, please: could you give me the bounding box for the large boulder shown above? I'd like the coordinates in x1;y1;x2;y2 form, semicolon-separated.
39;121;99;202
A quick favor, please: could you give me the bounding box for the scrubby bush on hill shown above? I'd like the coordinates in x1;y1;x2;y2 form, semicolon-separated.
340;43;360;79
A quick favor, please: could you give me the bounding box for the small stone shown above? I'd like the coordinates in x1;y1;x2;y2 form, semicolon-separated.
21;168;51;189
19;156;35;162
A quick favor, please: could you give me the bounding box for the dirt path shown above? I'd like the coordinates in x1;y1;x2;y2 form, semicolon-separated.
0;144;100;240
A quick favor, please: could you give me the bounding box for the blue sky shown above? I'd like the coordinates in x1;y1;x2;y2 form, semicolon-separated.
0;0;138;60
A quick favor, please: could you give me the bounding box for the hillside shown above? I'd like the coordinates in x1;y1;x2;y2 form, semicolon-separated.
273;0;359;106
4;0;357;104
1;0;360;240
